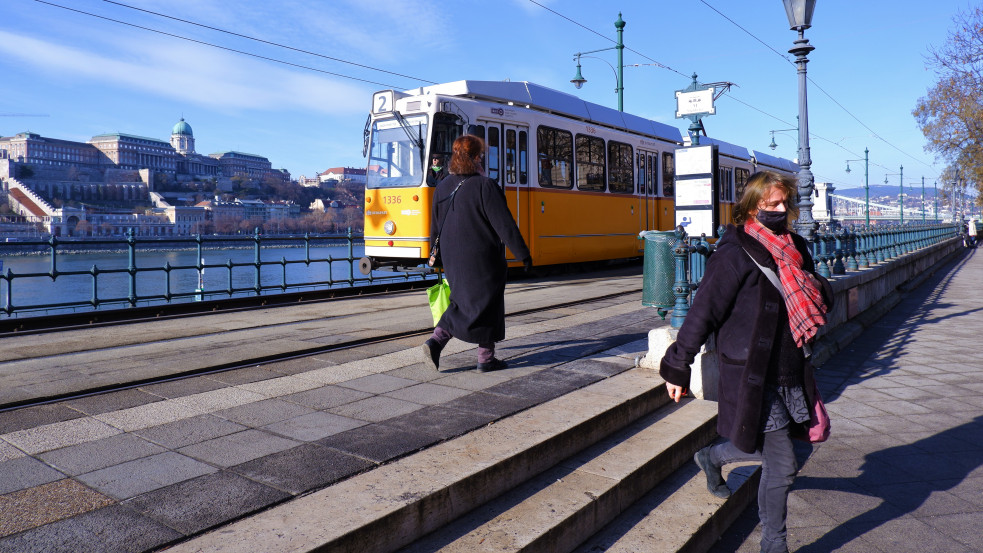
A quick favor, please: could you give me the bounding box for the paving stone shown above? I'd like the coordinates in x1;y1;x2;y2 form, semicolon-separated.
138;375;227;399
0;503;181;553
557;356;631;377
0;479;114;538
176;429;300;467
327;395;424;422
206;365;289;385
132;414;248;449
0;403;85;434
440;391;540;418
317;422;441;463
62;388;164;416
0;455;66;495
0;439;25;462
337;373;419;394
92;400;205;433
383;382;471;405
212;397;314;427
38;433;166;475
231;443;374;494
280;385;373;410
261;411;366;441
76;451;217;500
383;405;497;441
124;470;290;536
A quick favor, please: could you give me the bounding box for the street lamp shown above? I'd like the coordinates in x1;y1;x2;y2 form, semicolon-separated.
844;147;870;227
571;13;626;111
883;165;903;224
783;0;818;243
934;181;939;222
768;127;798;152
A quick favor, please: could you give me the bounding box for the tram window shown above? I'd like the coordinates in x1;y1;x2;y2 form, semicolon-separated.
735;168;750;200
608;141;633;194
637;153;645;194
519;130;528;185
575;134;605;191
488;127;501;184
505;129;517;185
719;167;734;201
471;125;485;140
648;153;658;196
662;151;675;198
537;126;573;189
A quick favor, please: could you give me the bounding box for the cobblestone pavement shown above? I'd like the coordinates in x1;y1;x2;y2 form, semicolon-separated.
710;247;983;552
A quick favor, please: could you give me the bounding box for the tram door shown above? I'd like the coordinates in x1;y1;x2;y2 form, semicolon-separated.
481;120;531;256
637;149;659;232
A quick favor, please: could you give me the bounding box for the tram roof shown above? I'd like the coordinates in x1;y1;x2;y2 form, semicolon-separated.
751;150;799;173
691;136;751;160
417;80;684;143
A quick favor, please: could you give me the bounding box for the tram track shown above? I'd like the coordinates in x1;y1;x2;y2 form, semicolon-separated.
0;278;644;413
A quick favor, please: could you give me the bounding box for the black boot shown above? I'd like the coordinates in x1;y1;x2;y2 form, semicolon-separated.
421;339;442;371
476;358;507;373
694;446;731;498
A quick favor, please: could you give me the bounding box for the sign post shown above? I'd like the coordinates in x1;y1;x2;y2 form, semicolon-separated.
674;145;719;238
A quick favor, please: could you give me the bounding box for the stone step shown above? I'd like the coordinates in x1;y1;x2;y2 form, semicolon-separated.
397;399;719;553
164;367;676;553
573;455;761;552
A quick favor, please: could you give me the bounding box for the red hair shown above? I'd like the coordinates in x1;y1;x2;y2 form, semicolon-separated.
449;135;485;175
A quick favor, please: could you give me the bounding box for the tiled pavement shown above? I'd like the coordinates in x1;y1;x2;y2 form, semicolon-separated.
710;247;983;552
0;294;656;553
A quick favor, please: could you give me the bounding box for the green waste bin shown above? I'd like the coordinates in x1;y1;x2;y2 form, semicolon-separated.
640;230;678;312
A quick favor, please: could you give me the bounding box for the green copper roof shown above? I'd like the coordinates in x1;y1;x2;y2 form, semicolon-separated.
172;117;193;136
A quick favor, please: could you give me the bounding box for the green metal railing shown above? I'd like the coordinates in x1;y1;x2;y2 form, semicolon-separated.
659;221;962;328
0;229;436;318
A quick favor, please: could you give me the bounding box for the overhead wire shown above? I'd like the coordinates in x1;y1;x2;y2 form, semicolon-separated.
697;0;938;176
31;0;414;90
100;0;437;85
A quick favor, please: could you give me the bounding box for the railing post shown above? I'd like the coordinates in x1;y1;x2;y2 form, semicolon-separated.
815;228;831;278
253;227;262;295
832;228;846;274
670;227;690;329
126;229;137;307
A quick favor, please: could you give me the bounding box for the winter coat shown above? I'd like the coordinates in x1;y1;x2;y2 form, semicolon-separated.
431;173;530;344
660;224;832;453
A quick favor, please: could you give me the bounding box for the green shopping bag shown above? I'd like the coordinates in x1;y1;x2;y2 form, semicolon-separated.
427;277;451;326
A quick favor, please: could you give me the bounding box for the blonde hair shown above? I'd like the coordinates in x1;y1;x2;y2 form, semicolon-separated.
733;170;799;225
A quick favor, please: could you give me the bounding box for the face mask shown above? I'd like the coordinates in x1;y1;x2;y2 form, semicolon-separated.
756;209;787;232
431;165;442;171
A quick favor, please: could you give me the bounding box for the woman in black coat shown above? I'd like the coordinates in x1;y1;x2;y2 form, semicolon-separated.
421;135;531;373
660;170;832;553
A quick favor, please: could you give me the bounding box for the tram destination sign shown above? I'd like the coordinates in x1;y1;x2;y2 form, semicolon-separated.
674;145;720;238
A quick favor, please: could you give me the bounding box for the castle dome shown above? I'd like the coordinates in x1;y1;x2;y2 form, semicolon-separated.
172;117;193;136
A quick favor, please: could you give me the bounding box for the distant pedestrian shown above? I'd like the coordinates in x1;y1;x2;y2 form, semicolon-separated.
967;217;977;248
426;154;448;187
660;170;833;553
421;135;531;373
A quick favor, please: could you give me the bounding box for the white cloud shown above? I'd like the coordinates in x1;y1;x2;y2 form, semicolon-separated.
0;30;369;115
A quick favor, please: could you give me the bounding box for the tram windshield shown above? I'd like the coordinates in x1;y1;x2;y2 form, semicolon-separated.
367;114;427;189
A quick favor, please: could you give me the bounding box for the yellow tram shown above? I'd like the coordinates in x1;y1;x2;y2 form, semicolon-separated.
360;80;797;274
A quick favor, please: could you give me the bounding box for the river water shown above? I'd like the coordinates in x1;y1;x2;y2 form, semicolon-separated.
0;245;425;317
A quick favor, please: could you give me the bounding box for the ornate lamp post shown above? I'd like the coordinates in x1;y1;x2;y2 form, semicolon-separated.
921;176;926;222
884;166;903;224
934;181;939;222
845;147;870;227
571;13;626;112
783;0;818;243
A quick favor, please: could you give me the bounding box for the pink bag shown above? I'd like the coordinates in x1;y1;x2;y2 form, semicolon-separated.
793;364;831;443
800;378;831;442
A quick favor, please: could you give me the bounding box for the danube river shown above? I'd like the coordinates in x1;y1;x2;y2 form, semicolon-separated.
0;245;424;317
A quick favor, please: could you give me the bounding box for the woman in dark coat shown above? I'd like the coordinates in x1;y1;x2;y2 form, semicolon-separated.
421;135;531;373
660;170;832;553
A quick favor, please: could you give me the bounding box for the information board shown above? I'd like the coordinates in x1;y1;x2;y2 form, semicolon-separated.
674;145;719;237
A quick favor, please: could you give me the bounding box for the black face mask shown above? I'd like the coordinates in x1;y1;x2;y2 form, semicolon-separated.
756;210;787;232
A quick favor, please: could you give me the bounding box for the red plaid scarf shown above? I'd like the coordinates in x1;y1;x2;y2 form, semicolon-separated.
745;218;828;347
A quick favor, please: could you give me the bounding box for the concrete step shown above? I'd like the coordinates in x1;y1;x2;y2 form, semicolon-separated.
573;455;761;552
396;399;719;553
164;367;677;553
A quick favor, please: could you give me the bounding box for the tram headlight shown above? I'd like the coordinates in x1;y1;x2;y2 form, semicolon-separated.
384;220;396;235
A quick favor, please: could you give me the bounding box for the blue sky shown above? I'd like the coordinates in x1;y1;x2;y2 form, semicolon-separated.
0;0;972;194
